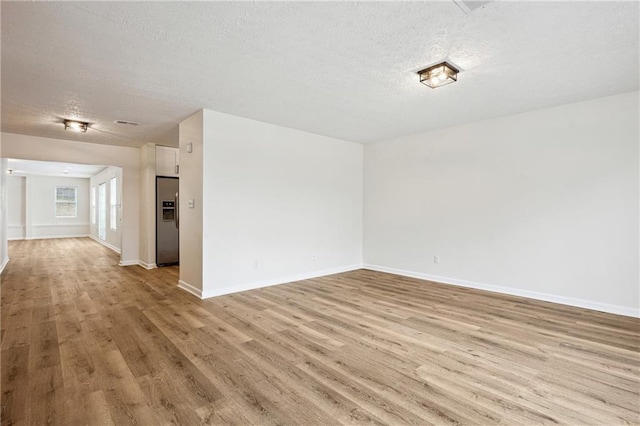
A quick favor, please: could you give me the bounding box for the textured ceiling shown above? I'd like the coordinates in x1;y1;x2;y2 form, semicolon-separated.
7;159;106;178
1;1;638;148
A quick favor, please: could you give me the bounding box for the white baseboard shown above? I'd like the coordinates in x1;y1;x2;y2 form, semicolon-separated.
9;224;90;240
178;280;202;298
116;259;157;269
89;235;121;254
363;264;639;318
29;224;90;239
138;261;157;270
24;234;90;240
7;225;25;240
201;264;363;299
0;257;9;274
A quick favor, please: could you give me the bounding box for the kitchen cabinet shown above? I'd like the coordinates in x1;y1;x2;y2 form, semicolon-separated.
156;145;179;177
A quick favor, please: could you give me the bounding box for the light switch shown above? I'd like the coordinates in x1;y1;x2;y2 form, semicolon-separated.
187;143;193;153
188;199;195;208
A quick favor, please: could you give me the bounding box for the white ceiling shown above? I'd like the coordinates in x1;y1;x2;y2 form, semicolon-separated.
1;2;638;148
6;159;106;178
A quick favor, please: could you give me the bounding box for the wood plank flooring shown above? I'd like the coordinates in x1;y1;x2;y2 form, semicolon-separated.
1;238;639;425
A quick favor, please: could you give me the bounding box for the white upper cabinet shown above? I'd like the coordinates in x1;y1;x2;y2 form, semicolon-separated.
156;145;179;177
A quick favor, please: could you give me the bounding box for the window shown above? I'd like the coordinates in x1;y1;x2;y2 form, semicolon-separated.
91;186;96;224
110;177;117;231
98;183;106;240
55;187;77;217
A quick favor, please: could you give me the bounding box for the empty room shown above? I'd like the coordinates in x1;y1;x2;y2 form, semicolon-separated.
1;1;638;425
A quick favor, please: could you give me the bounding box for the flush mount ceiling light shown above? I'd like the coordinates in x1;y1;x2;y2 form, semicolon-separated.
63;119;89;133
418;61;459;89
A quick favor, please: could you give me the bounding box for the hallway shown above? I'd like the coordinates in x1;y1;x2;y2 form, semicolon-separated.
1;238;184;424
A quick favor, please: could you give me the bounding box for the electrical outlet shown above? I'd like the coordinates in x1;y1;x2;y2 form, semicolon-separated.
312;254;317;261
433;256;440;264
252;260;258;269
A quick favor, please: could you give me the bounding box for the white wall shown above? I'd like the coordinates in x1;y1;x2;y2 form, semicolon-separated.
89;166;122;252
6;176;25;240
364;91;639;317
0;133;140;265
198;109;363;298
178;111;204;295
7;175;90;239
0;156;8;274
139;143;157;268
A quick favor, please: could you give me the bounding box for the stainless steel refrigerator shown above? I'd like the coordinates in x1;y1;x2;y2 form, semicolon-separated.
156;177;179;266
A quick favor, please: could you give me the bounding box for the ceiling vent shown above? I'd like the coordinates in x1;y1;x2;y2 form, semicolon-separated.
114;120;140;126
453;0;492;14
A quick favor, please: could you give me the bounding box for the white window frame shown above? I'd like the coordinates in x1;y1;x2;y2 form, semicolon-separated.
55;186;78;218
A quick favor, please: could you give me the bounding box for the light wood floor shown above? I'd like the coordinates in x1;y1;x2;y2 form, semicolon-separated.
1;238;639;425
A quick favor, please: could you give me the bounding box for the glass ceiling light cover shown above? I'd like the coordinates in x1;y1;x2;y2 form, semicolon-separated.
418;62;459;89
63;119;89;132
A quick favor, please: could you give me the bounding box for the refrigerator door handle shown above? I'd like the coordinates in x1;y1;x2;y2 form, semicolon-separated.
175;192;179;229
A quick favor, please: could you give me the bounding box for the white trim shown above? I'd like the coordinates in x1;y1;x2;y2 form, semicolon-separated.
363;264;640;318
178;280;202;298
24;223;90;240
25;234;90;240
201;264;363;299
138;261;157;270
7;225;25;240
116;259;157;269
31;223;89;228
89;234;121;254
0;257;9;274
